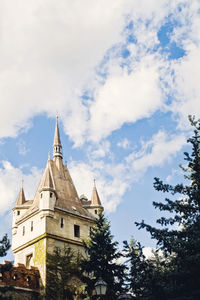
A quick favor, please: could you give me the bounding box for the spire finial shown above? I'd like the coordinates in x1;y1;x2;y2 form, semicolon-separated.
53;116;63;159
48;151;51;160
94;178;96;187
22;178;24;188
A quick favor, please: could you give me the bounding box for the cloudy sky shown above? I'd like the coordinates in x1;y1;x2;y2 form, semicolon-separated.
0;0;200;260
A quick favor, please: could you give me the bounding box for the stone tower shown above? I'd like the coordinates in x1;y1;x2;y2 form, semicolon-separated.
12;119;103;286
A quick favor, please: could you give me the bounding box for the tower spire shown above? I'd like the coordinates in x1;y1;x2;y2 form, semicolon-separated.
53;117;63;159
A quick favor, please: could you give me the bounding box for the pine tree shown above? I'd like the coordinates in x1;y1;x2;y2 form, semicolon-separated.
124;239;167;300
46;246;85;300
0;234;10;257
82;212;125;299
0;234;12;300
135;116;200;299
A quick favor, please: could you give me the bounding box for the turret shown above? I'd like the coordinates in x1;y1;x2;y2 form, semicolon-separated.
84;181;103;217
39;161;56;212
12;187;32;234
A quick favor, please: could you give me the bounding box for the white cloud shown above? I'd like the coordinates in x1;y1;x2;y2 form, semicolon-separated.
0;0;194;146
117;138;130;149
162;0;200;128
0;0;199;215
89;141;111;159
0;161;42;215
17;139;30;156
126;131;186;175
0;0;129;144
170;45;200;128
69;160;129;212
89;55;164;141
69;130;186;212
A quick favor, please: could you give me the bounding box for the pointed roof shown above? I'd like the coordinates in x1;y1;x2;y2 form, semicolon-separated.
15;187;26;206
31;159;93;218
40;162;54;191
91;183;102;206
53;117;61;146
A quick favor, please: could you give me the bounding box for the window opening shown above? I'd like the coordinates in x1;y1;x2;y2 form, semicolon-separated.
23;226;25;236
74;225;80;238
26;254;33;269
31;221;33;232
13;274;17;280
61;218;64;228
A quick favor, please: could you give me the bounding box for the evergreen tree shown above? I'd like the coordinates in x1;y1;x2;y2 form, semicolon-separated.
46;246;85;300
0;234;12;300
135;116;200;299
0;234;10;257
124;239;167;300
82;212;125;299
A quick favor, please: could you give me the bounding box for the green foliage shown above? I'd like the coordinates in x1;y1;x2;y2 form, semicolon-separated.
82;211;125;299
135;116;200;299
46;246;85;300
0;235;10;257
0;235;13;300
124;238;168;300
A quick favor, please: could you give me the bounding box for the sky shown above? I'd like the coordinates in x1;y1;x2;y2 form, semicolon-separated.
0;0;200;261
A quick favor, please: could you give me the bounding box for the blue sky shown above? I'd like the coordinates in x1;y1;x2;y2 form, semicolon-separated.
0;0;200;261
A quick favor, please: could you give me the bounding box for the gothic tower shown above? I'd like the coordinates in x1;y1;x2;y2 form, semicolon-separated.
12;119;103;286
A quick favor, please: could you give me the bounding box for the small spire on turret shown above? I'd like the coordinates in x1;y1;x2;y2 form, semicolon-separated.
40;164;54;191
91;180;102;206
15;187;26;206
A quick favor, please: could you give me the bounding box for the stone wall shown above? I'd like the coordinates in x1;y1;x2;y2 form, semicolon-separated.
0;261;40;300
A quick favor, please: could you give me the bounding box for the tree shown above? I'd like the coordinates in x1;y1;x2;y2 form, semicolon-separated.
46;246;86;300
0;234;10;258
135;116;200;299
82;212;125;299
0;234;12;300
124;239;167;300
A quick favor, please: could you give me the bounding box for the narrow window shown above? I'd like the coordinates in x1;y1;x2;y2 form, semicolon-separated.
95;210;98;214
74;225;80;238
50;192;53;198
31;221;33;232
61;218;64;228
17;211;20;216
26;254;33;269
22;226;25;236
40;193;43;198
